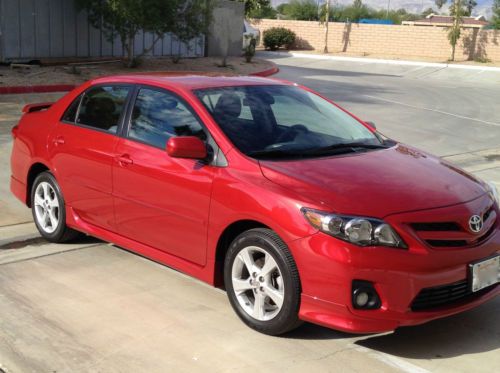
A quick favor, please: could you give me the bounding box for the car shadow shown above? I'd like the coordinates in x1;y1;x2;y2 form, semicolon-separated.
356;298;500;358
285;322;356;340
286;297;499;358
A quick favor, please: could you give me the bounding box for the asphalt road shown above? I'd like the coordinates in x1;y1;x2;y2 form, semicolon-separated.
266;52;500;186
0;57;499;373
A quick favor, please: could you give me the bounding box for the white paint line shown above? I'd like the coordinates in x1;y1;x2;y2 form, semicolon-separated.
263;51;500;72
364;95;500;127
352;345;431;373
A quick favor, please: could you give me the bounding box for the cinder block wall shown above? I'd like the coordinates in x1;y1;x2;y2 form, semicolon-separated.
251;19;500;62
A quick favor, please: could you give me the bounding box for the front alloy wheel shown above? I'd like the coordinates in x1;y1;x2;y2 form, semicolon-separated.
224;228;302;335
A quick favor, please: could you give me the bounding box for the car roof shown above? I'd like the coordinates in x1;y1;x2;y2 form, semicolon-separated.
88;74;290;91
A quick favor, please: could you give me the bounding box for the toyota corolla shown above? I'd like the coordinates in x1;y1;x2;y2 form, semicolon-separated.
10;75;499;335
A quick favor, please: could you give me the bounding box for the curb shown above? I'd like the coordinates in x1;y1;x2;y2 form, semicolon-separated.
0;84;76;95
249;65;279;77
262;51;500;72
0;63;280;95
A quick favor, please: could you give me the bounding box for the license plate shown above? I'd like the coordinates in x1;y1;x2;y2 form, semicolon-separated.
469;255;500;293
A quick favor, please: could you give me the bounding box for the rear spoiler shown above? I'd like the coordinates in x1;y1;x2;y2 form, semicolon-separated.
22;102;54;113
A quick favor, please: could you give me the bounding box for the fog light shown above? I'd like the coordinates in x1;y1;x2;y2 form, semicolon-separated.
354;291;369;307
352;280;381;310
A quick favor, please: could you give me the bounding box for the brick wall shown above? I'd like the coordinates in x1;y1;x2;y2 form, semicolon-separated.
251;19;500;62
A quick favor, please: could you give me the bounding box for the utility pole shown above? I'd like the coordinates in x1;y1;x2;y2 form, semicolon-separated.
386;0;391;18
324;0;330;53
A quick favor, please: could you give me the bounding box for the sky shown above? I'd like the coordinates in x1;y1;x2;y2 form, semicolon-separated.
270;1;494;18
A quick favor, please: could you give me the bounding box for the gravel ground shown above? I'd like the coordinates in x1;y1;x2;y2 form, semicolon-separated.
0;57;273;87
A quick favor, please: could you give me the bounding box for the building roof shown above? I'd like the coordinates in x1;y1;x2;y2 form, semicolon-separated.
402;14;489;28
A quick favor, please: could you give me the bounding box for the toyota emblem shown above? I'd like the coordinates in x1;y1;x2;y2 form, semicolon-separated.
469;215;483;233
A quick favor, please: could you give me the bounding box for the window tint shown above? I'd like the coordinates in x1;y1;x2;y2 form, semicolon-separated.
128;88;206;149
62;95;82;122
76;86;130;133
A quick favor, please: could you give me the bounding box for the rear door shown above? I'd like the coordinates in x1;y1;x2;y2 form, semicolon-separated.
49;85;132;231
112;86;216;265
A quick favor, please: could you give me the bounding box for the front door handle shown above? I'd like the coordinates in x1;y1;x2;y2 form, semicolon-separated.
116;154;133;166
53;136;65;146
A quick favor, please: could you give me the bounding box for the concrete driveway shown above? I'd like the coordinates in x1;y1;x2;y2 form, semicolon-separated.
0;57;499;373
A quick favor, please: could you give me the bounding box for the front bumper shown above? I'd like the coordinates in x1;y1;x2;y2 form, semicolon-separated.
290;202;500;333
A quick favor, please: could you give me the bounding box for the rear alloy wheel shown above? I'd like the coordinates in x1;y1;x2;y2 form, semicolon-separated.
31;172;79;243
224;228;302;335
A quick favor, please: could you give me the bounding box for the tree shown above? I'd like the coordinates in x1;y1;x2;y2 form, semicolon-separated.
248;3;277;19
323;0;330;53
283;0;320;21
353;0;363;8
464;0;477;16
422;7;436;17
234;0;271;17
430;0;466;61
76;0;213;67
448;0;465;61
435;0;447;9
492;0;500;29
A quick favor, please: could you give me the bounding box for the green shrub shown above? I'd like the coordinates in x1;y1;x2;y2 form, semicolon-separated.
263;27;296;51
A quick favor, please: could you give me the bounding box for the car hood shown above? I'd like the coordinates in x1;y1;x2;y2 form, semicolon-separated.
259;144;486;218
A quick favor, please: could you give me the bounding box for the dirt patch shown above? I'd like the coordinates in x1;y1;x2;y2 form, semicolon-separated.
0;57;274;87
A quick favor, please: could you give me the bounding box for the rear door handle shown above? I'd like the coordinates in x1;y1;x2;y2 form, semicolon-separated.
116;154;133;166
52;136;65;146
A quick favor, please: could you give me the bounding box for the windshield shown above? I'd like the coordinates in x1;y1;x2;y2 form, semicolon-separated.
194;85;386;159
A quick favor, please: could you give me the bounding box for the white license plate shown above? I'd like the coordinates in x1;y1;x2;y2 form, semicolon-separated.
470;255;500;293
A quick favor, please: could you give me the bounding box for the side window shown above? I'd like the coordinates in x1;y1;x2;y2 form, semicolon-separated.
76;86;130;133
62;95;82;122
128;88;206;149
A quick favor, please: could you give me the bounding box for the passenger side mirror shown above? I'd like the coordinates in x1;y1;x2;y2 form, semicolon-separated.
365;121;376;130
166;136;207;160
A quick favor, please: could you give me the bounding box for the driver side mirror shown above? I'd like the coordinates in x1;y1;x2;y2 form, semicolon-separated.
166;136;207;160
365;121;377;130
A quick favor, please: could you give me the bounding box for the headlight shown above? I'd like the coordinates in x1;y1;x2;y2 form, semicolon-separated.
301;208;407;248
486;182;499;206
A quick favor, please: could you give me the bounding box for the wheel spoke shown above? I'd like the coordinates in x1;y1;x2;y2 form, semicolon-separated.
48;209;58;228
48;196;59;208
232;278;253;293
34;194;44;207
41;211;49;228
239;248;255;274
260;253;278;277
264;285;284;308
252;293;266;319
42;182;49;200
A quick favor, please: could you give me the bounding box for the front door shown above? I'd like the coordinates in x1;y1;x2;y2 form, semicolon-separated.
112;86;216;265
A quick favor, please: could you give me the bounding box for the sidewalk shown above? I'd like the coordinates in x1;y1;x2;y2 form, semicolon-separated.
262;51;500;72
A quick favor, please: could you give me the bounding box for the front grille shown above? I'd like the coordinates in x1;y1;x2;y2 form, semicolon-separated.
408;204;497;249
411;280;497;311
425;239;468;247
411;280;470;311
411;222;461;232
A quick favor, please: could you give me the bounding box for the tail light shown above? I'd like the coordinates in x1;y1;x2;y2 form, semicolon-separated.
11;125;19;139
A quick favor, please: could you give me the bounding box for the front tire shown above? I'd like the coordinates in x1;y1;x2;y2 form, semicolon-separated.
31;172;79;243
224;228;302;335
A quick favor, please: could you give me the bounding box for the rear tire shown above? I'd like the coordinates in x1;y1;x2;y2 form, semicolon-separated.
31;172;80;243
224;228;302;335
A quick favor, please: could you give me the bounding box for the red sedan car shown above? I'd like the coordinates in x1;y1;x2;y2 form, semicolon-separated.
10;75;499;335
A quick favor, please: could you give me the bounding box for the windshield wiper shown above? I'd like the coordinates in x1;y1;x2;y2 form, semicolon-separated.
247;149;306;159
248;142;389;159
301;142;389;155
